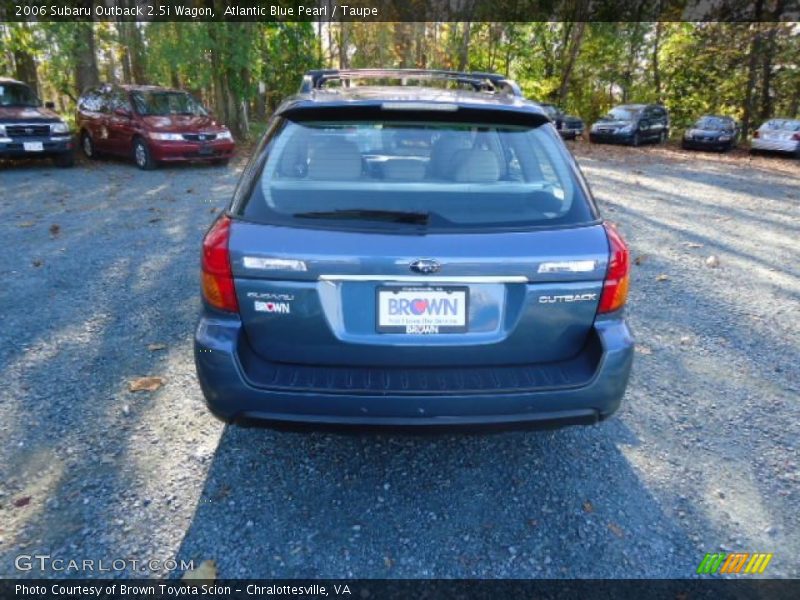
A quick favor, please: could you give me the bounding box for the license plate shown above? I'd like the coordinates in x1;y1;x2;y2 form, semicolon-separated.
198;145;214;156
23;142;44;152
377;286;468;334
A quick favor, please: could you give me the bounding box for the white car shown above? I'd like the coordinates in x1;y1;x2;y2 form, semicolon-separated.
750;118;800;157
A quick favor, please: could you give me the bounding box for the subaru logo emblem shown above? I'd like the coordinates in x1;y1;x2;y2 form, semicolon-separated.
25;127;33;135
198;135;205;141
409;259;441;274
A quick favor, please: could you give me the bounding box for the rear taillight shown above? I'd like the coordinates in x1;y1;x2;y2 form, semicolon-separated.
753;130;760;138
597;223;630;314
201;215;239;312
792;133;800;141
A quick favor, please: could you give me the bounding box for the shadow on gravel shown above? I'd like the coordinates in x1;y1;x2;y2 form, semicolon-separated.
0;161;234;576
174;420;701;578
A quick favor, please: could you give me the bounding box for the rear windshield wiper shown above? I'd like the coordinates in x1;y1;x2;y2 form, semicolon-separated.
293;209;430;225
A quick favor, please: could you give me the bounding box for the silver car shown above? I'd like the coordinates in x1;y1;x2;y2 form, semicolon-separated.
750;119;800;157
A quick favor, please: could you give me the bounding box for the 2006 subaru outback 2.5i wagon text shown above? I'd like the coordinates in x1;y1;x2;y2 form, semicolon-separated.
194;69;634;429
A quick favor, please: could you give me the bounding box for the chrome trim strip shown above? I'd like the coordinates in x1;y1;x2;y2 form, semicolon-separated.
319;274;529;283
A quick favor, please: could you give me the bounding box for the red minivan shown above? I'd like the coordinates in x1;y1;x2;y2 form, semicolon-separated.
76;84;235;169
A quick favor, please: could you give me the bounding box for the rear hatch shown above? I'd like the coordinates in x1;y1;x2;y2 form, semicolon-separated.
229;223;608;367
229;98;607;368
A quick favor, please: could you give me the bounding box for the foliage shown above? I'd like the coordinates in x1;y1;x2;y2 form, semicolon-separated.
1;22;797;137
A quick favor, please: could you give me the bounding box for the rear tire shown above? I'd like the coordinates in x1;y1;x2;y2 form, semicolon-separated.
133;137;156;170
53;151;75;168
81;131;98;160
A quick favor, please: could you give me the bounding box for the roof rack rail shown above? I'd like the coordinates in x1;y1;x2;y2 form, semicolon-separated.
299;69;523;97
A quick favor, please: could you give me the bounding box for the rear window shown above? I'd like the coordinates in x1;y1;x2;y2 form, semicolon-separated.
762;119;800;131
238;119;595;232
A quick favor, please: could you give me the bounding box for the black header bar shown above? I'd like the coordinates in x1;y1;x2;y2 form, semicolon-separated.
2;0;799;22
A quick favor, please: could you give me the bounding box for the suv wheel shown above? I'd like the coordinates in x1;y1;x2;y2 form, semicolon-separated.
53;151;75;168
81;131;97;159
133;138;156;170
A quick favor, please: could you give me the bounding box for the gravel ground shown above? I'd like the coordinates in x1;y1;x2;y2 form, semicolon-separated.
0;143;798;579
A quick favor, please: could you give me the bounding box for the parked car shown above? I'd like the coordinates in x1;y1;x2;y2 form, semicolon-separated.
194;69;634;430
537;102;585;140
682;115;739;152
0;77;74;167
750;118;800;158
76;83;235;170
589;103;669;146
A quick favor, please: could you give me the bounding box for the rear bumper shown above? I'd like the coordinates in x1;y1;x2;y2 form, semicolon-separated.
589;132;633;144
0;136;73;158
682;139;730;151
149;139;235;162
750;139;799;154
194;313;634;429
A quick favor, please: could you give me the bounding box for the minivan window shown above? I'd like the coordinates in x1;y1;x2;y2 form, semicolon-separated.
243;119;594;232
131;91;207;116
0;83;39;107
604;107;641;121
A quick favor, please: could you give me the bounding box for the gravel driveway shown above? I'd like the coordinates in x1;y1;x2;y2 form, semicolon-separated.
1;144;798;579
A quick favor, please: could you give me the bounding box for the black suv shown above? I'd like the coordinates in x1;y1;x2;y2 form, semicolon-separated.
589;104;669;146
0;77;74;167
537;103;585;140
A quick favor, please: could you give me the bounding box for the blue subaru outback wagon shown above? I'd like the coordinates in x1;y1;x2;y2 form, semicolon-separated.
194;69;634;429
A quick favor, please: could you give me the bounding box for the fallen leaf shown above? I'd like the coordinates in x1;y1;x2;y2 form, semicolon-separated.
128;376;166;392
635;345;653;355
147;343;167;352
608;522;625;538
13;496;31;508
705;255;720;268
684;242;704;249
582;500;594;513
18;221;35;228
633;255;647;266
49;224;60;236
186;188;194;194
183;559;216;581
209;207;218;213
32;259;43;268
148;217;161;224
655;274;670;282
679;336;692;345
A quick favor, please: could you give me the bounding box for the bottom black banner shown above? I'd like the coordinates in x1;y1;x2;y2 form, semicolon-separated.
2;579;800;600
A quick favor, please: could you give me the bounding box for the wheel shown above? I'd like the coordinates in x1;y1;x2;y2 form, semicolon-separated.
53;151;75;168
133;137;156;170
81;131;98;160
749;148;758;156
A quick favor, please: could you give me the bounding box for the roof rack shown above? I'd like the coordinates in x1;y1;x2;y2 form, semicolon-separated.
299;69;523;98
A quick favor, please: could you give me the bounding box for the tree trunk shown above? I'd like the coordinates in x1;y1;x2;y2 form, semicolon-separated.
652;21;662;101
742;0;765;136
557;22;585;105
13;49;39;96
73;23;100;95
458;22;471;71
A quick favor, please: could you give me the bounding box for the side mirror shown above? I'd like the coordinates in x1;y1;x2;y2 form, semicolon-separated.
45;101;56;110
114;107;131;118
